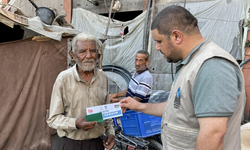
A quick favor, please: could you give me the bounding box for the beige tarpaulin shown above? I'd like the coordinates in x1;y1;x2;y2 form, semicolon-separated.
0;38;68;149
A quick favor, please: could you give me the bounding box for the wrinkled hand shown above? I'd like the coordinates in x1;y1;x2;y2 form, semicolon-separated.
103;134;115;150
75;117;97;131
119;97;140;113
109;93;118;101
110;93;121;103
110;98;121;103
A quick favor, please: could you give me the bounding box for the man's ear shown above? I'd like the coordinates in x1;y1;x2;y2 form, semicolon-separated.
71;51;75;61
171;30;182;45
146;59;150;66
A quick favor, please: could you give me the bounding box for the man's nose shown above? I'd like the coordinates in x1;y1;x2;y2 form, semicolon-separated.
156;43;161;50
86;50;92;58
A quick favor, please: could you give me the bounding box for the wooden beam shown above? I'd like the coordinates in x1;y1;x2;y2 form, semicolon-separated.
0;14;14;28
0;8;28;26
64;0;72;23
1;0;9;4
143;0;149;11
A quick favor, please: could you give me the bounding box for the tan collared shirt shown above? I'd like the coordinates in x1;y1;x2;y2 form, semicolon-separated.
47;65;114;140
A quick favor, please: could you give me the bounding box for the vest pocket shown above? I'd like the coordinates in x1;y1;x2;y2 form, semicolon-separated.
162;122;199;149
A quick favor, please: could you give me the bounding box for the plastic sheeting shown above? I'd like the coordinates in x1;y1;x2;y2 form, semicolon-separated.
23;17;80;41
0;38;68;149
72;0;248;91
156;0;247;60
72;8;146;73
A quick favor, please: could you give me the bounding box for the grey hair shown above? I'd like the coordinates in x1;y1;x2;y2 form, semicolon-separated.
72;33;102;53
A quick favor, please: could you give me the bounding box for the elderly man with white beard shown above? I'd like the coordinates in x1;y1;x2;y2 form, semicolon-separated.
47;33;115;150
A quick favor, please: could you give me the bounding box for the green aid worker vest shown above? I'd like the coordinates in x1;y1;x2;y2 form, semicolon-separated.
161;41;245;150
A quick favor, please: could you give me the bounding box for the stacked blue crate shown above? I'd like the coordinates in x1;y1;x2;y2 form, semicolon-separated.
120;110;162;138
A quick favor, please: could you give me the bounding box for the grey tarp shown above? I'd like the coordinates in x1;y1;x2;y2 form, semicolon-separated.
72;8;148;92
155;0;247;60
72;8;146;73
0;38;68;149
72;0;248;91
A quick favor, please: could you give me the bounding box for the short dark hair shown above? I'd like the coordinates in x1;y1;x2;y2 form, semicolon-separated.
137;50;149;61
151;5;199;38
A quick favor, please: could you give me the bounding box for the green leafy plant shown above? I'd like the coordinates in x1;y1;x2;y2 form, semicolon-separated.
245;19;250;28
245;40;250;48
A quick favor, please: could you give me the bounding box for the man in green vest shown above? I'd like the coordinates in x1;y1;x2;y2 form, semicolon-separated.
119;5;244;150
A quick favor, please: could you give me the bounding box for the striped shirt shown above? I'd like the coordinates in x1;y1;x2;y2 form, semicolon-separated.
125;68;153;103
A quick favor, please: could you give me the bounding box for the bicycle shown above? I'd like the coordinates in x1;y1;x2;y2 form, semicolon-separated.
112;110;163;150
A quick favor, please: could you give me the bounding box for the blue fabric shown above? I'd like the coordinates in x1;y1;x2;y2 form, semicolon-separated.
126;68;153;103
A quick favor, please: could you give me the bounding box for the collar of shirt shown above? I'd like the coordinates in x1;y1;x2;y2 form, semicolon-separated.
175;40;208;73
134;68;148;77
72;64;99;83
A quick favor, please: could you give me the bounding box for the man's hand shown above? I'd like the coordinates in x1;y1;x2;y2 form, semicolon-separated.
120;97;166;117
110;98;121;103
119;97;142;113
103;134;115;150
110;93;122;103
109;93;118;100
133;97;142;102
75;117;97;131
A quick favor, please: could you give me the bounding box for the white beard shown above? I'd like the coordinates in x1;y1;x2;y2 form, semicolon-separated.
76;58;96;71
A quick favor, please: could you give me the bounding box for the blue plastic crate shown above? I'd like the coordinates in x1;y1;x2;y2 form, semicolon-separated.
120;110;162;138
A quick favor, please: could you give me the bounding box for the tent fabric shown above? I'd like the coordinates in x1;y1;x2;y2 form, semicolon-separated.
156;0;246;60
72;8;173;90
24;17;80;41
72;8;146;73
72;0;247;91
0;38;68;149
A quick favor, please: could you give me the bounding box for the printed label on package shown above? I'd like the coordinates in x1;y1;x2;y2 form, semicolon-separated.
86;102;123;120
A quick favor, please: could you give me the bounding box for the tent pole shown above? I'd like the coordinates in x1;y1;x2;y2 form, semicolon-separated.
99;0;114;69
147;0;155;55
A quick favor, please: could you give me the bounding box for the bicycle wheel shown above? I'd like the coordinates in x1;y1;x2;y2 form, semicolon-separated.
147;139;163;150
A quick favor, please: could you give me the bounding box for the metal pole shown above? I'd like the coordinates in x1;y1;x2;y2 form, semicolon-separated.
143;0;152;51
99;0;115;69
147;0;155;55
